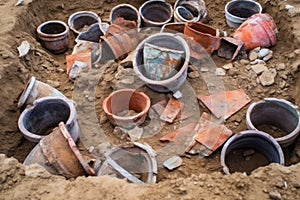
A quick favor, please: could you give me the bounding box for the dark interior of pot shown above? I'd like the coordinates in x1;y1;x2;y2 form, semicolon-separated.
141;1;171;22
112;6;138;22
228;0;261;19
73;15;98;31
41;22;66;34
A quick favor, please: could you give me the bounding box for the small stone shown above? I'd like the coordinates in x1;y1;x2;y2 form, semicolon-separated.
269;191;282;200
243;149;255;157
46;80;60;88
259;69;277;86
258;48;269;59
128;126;143;141
279;81;286;89
250;59;266;65
251;64;268;75
173;91;182;99
280;168;291;174
276;63;286;71
249;51;258;61
188;71;200;78
163;156;183;170
288;7;300;17
200;67;209;72
294;49;300;55
280;73;288;80
239;59;250;65
119;76;135;84
222;63;233;70
263;51;273;62
215;68;226;76
252;47;261;52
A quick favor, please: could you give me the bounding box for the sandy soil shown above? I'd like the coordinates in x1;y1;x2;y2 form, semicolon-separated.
0;0;300;199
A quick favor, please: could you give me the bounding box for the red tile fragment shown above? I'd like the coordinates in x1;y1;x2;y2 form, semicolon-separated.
66;51;91;74
160;99;182;123
197;89;251;120
160;123;196;142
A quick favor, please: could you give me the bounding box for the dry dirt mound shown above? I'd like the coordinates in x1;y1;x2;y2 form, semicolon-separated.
1;0;300;199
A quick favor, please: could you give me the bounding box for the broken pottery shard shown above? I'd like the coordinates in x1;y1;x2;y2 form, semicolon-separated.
128;126;143;141
217;37;246;60
173;91;183;99
66;51;91;74
17;41;30;57
192;112;232;156
160;123;196;142
143;43;184;81
69;61;88;80
160;99;182;123
151;100;167;116
163;156;183;170
15;0;24;6
215;68;226;76
197;89;251;120
258;48;269;59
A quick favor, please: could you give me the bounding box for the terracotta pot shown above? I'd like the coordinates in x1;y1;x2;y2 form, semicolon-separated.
103;89;151;129
139;0;173;27
97;142;157;184
18;76;67;108
110;4;141;27
184;22;221;54
133;33;190;92
18;97;79;143
68;11;101;34
225;0;262;28
221;130;284;174
37;20;70;54
233;13;277;51
161;22;185;33
24;122;95;178
246;98;300;148
174;0;208;23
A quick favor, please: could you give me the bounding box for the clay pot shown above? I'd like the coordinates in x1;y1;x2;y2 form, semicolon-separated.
246;98;300;148
225;0;262;28
110;4;141;27
139;0;173;27
133;33;190;92
184;22;221;54
18;97;79;143
68;11;101;34
24;122;95;178
76;23;104;43
161;22;185;33
97;142;157;184
233;13;277;51
37;20;70;54
174;0;208;23
103;89;151;129
18;76;67;108
221;130;284;174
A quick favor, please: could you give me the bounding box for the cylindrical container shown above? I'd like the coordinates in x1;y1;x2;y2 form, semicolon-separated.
24;122;95;178
133;33;190;92
139;0;173;27
103;89;151;129
68;11;101;34
233;13;277;51
18;97;79;143
174;6;199;22
37;20;70;54
221;130;284;174
174;0;208;23
97;142;157;184
246;98;300;148
18;76;67;108
110;4;141;27
184;22;221;54
225;0;262;28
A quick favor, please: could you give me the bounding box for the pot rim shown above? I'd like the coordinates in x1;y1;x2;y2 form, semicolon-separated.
133;32;190;85
68;11;101;34
18;96;77;143
174;6;200;22
185;21;219;38
246;98;300;146
225;0;262;21
18;76;36;108
37;20;70;38
139;0;173;26
110;3;141;27
102;88;151;121
220;130;285;174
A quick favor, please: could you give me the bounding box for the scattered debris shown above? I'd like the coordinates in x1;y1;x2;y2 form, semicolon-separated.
197;89;251;120
160;123;196;142
263;50;273;62
173;91;183;99
259;69;277;86
222;63;233;71
215;68;226;76
66;51;92;74
250;59;266;65
217;37;246;60
251;64;268;75
69;61;88;80
160;99;183;123
249;51;258;61
258;48;270;59
128;126;143;141
163;156;183;170
275;63;286;71
17;41;30;57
